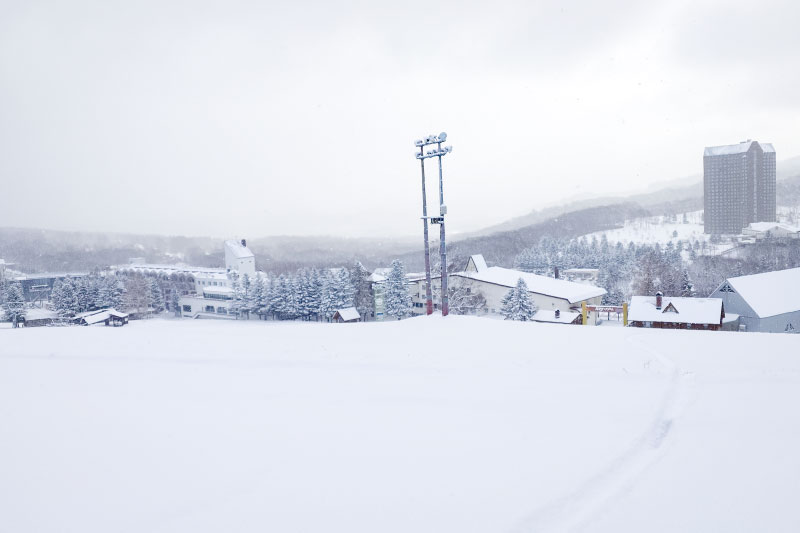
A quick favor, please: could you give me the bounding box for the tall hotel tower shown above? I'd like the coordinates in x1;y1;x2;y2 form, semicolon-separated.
703;140;776;234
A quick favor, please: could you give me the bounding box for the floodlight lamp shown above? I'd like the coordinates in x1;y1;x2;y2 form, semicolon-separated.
438;132;447;142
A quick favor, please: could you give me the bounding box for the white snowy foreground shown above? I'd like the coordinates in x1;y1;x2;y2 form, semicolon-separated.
1;317;799;532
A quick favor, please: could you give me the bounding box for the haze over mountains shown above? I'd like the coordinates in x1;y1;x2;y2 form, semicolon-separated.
3;155;800;274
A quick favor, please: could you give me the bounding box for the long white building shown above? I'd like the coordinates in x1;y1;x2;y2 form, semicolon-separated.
115;239;259;319
407;254;606;320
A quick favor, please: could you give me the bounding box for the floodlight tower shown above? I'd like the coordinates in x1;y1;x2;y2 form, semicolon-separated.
414;132;453;316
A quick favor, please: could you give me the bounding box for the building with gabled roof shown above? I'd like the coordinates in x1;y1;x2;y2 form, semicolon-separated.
710;267;800;333
333;307;361;323
447;254;606;319
629;292;725;330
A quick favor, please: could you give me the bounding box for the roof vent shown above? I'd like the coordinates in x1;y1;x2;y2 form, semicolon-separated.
241;239;247;248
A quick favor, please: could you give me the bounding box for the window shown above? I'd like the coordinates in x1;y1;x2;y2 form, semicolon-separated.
182;305;192;313
217;307;227;314
205;305;215;313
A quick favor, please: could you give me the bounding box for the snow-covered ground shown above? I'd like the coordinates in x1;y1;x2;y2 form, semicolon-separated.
582;211;710;247
1;317;799;532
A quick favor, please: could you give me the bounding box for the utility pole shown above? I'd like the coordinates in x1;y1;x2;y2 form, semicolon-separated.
414;132;452;316
418;144;434;315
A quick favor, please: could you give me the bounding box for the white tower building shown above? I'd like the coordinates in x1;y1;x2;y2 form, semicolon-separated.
224;239;256;277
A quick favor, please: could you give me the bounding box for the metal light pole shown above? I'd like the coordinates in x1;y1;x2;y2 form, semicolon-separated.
414;132;453;316
418;144;434;315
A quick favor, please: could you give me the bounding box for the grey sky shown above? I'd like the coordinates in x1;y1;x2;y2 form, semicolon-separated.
1;0;798;239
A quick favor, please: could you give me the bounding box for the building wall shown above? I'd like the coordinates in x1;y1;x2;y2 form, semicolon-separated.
178;295;236;318
449;276;603;321
704;141;776;234
710;281;799;333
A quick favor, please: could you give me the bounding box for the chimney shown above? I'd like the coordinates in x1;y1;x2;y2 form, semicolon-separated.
554;266;559;279
241;238;247;248
656;291;663;310
555;309;560;319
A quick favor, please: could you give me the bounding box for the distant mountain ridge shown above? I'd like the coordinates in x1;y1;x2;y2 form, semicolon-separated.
3;155;799;274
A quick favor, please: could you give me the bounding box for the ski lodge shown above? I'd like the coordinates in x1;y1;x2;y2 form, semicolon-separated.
710;267;800;333
437;254;606;320
628;292;727;330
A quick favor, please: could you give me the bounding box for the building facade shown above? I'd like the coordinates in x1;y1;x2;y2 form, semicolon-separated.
703;140;776;234
447;255;606;320
628;292;725;330
710;268;800;333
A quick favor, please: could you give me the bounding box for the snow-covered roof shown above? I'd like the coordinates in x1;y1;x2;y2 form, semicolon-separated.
25;308;58;320
224;240;254;259
746;222;800;233
79;308;128;325
115;264;227;277
724;267;800;318
368;272;386;283
467;254;488;272
334;307;360;321
406;272;427;282
532;309;580;324
203;286;234;296
563;268;599;274
452;267;606;303
628;296;723;325
704;140;775;157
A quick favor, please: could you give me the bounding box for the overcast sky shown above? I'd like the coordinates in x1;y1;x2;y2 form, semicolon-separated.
1;0;798;239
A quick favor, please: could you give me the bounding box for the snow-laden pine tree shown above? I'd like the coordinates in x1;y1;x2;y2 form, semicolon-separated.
680;270;693;297
306;269;321;321
284;276;300;320
229;273;243;318
350;262;374;321
50;279;64;314
149;278;164;314
500;278;537;321
334;268;355;311
248;275;263;319
318;271;336;321
257;276;272;319
171;289;181;317
2;283;25;327
384;259;411;320
55;278;78;317
295;269;313;320
270;274;288;319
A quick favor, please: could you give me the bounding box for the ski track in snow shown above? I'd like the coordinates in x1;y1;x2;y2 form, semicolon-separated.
509;333;694;533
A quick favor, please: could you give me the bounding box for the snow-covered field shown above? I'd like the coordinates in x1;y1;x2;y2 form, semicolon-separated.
1;317;799;532
582;212;710;247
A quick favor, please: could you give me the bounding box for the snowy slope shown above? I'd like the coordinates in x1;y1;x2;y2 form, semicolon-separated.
1;318;799;532
581;211;710;246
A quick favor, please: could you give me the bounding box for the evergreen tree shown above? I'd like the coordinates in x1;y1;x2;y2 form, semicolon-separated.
318;271;336;321
171;289;181;317
500;278;537;321
2;283;26;327
350;262;374;321
680;270;694;297
334;268;355;310
56;278;78;317
384;260;411;320
149;278;164;313
270;274;288;319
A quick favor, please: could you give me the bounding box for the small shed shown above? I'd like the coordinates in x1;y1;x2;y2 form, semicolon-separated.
333;307;360;323
532;309;582;325
23;308;58;327
76;308;129;326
